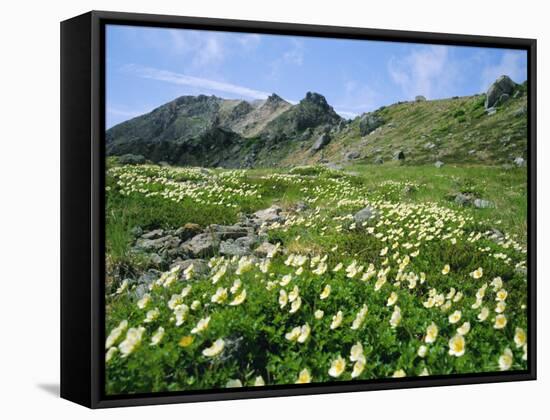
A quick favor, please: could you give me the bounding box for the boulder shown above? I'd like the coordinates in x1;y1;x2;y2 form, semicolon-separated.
353;206;377;224
135;235;180;252
180;233;218;257
141;229;164;240
474;198;493;209
219;239;252;257
174;223;202;241
415;95;427;102
454;193;473;207
514;157;526;167
359;113;384;136
374;156;384;165
311;133;331;152
485;75;517;109
393;150;406;161
345;151;361;160
253;205;284;224
208;224;250;240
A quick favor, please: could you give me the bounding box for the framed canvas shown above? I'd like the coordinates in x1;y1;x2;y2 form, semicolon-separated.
60;10;537;408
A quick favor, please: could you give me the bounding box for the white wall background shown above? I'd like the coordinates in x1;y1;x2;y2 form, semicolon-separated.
0;0;547;417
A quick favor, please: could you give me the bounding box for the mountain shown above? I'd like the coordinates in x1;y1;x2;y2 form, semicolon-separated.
106;77;528;168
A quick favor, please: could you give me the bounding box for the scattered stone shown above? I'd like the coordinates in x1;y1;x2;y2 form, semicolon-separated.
514;157;526;167
141;229;165;240
359;113;384;136
474;198;493;209
434;160;444;168
311;133;331;152
180;233;218;257
374;156;384;165
468;149;477;155
208;224;250;240
454;193;474;206
345;151;360;160
130;226;143;237
486;107;497;116
219;239;252;257
353;206;377;224
425;142;436;150
393;150;406;161
253;205;284;224
294;201;308;212
174;223;202;241
135;235;180;252
485;75;517;109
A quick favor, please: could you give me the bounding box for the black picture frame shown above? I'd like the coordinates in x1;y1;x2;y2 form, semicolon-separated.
60;10;537;409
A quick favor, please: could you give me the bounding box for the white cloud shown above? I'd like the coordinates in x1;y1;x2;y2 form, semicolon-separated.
269;39;304;80
480;51;527;91
388;46;455;99
167;29;225;69
123;64;272;100
237;33;261;50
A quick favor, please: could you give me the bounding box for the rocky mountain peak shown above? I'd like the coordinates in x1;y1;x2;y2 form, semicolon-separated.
302;91;330;109
265;93;286;106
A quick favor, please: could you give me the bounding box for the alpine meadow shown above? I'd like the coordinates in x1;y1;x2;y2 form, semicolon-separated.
104;26;529;395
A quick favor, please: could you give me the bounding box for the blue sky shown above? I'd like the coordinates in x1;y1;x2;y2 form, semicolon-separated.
106;24;527;128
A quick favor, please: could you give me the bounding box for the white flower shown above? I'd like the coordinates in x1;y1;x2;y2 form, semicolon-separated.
285;326;301;341
494;314;507;329
351;359;365;378
115;279;128;294
183;263;194;280
106;347;118;362
386;292;398;306
478;307;489;322
333;262;343;272
330;310;343;329
490;276;503;291
470;267;483;279
312;262;328;275
150;327;165;346
392;369;406;378
295;368;312;384
288;285;300;302
105;320;128;349
254;376;265;386
226;379;243;388
168;294;183;310
279;289;288;308
496;289;508;302
441;264;450;275
191;300;201;311
174;304;189;326
211;287;228;304
137;293;151;309
448;310;462;324
390;306;401;328
448;334;466;357
314;309;324;319
202;338;225;357
289;297;302;313
235;256;254;275
514;327;527;348
498;348;513;371
320;284;331;300
119;326;145;357
328;356;346;378
191;316;211;334
417;345;428;358
457;322;471;336
350;342;364;362
230;278;242;294
229;289;247;306
280;274;292;286
351;305;368;330
297;323;311;343
425;322;438;344
144;308;160;323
